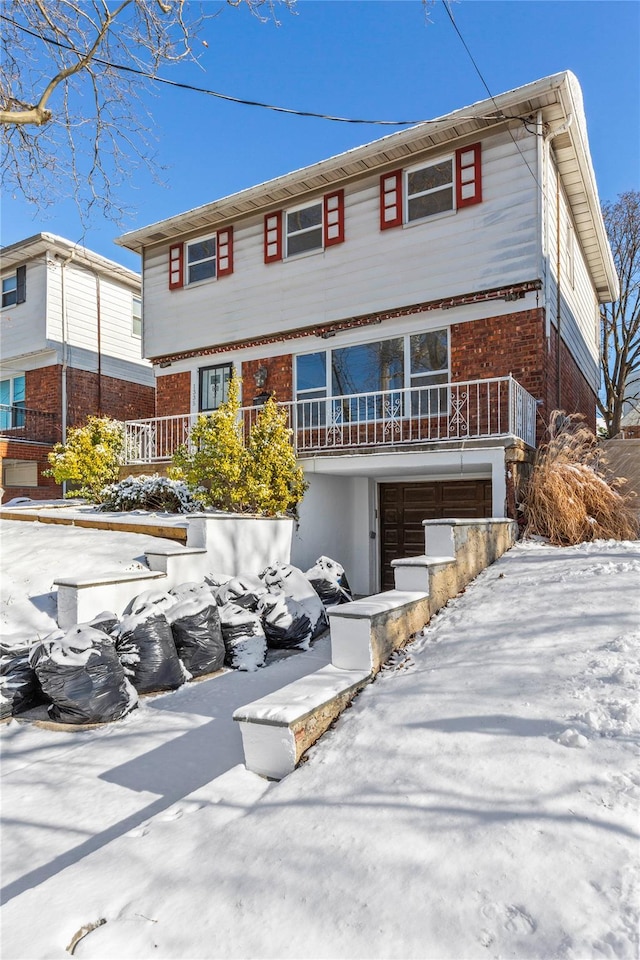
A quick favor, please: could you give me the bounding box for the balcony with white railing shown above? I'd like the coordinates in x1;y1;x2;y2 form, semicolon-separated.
124;376;537;465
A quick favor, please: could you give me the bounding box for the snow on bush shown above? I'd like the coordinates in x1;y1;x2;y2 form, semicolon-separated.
100;474;204;514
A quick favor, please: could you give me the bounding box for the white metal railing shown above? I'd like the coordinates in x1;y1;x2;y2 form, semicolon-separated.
123;376;537;464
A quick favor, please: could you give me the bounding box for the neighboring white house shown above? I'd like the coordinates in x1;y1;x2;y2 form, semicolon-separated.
0;233;155;501
116;72;618;594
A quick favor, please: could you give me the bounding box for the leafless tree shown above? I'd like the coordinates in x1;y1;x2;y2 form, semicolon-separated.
598;190;640;437
0;0;293;224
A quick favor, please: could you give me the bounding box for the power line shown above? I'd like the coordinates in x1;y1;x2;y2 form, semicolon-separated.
440;0;544;193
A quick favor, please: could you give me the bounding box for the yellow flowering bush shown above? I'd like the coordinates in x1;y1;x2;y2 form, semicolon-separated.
46;416;124;501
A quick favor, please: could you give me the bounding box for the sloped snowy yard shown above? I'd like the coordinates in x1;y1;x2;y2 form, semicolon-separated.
1;519;639;959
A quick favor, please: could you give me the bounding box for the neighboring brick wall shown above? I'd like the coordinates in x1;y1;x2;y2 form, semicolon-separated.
66;368;155;426
156;371;191;417
0;440;61;503
241;355;293;404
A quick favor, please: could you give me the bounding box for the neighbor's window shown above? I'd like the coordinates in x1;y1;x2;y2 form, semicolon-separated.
0;374;26;429
406;158;454;222
295;352;328;426
3;460;38;487
2;275;17;307
199;363;232;412
286;202;323;257
132;296;142;337
187;236;216;284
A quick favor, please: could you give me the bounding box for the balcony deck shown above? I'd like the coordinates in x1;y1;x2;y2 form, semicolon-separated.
0;406;60;446
123;376;537;465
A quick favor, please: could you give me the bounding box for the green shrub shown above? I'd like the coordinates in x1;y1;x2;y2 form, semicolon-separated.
46;416;124;501
170;376;307;517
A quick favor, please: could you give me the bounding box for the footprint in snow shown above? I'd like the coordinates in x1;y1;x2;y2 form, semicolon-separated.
481;902;537;935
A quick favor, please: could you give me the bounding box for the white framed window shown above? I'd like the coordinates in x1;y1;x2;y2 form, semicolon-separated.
132;296;142;337
406;157;455;223
286;201;323;257
294;330;450;423
2;275;17;307
187;236;217;284
3;460;38;487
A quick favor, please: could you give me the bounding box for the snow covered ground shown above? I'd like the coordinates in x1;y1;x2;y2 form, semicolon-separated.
1;518;639;960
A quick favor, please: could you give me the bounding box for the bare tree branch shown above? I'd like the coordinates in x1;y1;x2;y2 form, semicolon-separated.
0;0;295;224
597;190;640;436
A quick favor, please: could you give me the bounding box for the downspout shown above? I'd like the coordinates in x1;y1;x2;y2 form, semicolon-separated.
544;114;574;410
58;250;75;498
95;273;102;415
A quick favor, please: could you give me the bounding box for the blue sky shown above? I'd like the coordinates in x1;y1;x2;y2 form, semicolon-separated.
2;0;639;272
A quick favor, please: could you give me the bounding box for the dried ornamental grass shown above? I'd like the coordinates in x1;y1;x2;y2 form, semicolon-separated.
522;411;639;545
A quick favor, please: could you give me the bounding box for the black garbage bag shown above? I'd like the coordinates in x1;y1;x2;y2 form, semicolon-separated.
1;644;46;718
128;588;176;617
216;575;267;611
261;562;328;638
114;611;185;694
87;611;120;635
30;627;137;725
167;597;225;678
218;602;267;671
257;593;313;650
305;556;353;607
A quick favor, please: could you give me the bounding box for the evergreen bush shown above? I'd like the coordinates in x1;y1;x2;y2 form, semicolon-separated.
100;475;204;513
46;416;124;501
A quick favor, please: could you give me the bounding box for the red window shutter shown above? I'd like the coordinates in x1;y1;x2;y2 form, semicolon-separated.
324;190;345;246
169;243;184;289
217;227;234;277
264;211;283;263
456;143;482;208
380;170;403;230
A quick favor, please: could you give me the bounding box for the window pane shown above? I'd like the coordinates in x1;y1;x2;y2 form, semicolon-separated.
189;260;217;284
2;275;17;307
407;161;452;196
296;353;326;393
410;331;448;375
287;227;323;257
332;339;404;397
12;376;25;404
408;187;454;221
287;204;322;234
200;364;232;411
188;239;216;263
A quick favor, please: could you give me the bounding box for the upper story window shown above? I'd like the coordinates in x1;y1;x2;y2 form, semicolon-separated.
132;296;142;337
264;190;345;263
168;228;234;290
380;143;482;231
187;236;217;284
406;159;454;222
2;265;26;307
287;202;323;257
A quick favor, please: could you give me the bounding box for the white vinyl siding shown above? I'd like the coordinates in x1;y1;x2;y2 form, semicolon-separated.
141;131;538;360
0;258;48;359
545;157;600;392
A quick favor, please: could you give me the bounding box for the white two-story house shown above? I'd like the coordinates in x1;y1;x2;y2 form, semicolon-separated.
0;234;155;502
116;72;618;594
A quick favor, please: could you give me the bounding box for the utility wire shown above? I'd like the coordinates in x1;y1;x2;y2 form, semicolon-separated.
2;12;532;130
440;0;543;193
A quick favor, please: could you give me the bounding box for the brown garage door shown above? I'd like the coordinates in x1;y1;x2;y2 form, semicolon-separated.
379;479;492;589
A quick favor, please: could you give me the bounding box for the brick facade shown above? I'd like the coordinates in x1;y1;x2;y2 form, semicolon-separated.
156;371;190;417
240;355;293;405
1;366;155;503
0;440;61;503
